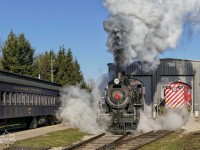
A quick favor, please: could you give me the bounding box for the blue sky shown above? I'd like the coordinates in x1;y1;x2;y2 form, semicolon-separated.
0;0;200;81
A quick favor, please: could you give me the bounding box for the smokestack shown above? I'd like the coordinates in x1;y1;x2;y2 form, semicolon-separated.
109;27;125;80
114;55;122;80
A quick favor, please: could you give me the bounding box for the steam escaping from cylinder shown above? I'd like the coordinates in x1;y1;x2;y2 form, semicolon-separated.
56;75;110;134
137;106;191;132
103;0;200;70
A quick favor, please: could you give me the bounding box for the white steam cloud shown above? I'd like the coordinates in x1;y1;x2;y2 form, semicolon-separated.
104;0;200;69
57;75;109;134
137;107;190;133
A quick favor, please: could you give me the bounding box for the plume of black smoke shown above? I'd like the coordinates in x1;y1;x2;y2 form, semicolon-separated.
57;75;110;134
103;0;200;69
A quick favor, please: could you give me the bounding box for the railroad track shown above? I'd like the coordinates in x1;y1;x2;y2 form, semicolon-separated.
112;130;172;150
63;132;129;150
63;130;172;150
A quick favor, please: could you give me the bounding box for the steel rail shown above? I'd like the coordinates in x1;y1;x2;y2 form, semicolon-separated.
129;131;173;150
97;132;130;150
63;133;105;150
112;130;172;150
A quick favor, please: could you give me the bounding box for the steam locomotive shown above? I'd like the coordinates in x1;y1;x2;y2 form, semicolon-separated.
98;71;145;134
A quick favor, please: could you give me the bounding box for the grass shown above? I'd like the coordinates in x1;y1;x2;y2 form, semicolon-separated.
181;131;200;150
10;128;87;149
139;131;183;150
140;130;200;150
8;128;200;150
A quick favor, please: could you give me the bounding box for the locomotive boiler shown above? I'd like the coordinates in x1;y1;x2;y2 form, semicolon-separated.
98;71;145;134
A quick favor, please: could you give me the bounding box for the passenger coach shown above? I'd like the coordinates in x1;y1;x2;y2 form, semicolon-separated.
0;70;61;130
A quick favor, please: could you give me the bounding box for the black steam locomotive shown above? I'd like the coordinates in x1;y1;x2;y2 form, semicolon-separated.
98;71;144;134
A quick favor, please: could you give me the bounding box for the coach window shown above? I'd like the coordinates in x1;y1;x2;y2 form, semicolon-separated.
20;93;23;105
44;96;46;105
33;94;36;105
48;96;51;105
0;92;5;105
11;93;17;105
0;92;2;105
30;94;33;105
22;93;25;105
47;96;49;105
36;95;39;105
16;93;21;105
188;88;191;94
52;96;55;105
38;95;40;105
40;95;42;105
46;96;49;105
54;97;57;105
31;94;33;105
43;95;47;105
44;95;47;105
43;95;46;105
34;94;36;105
39;95;41;105
40;95;43;105
7;92;12;105
25;94;27;105
2;92;6;105
36;95;38;105
50;96;53;105
52;96;54;105
48;96;50;105
33;94;35;105
26;94;30;105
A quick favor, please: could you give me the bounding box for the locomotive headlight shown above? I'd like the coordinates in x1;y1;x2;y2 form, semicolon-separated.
114;78;120;84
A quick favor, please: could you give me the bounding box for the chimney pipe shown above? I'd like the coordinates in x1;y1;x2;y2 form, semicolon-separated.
115;55;123;80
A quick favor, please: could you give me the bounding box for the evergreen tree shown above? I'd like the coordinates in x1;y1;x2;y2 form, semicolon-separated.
65;48;76;85
54;46;65;84
2;31;35;75
54;46;73;85
74;58;83;83
54;46;84;85
17;33;34;75
33;50;55;81
2;31;18;72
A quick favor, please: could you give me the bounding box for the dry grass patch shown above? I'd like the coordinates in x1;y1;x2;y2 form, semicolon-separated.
9;128;87;149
